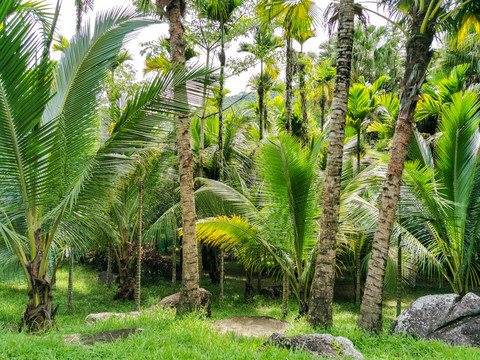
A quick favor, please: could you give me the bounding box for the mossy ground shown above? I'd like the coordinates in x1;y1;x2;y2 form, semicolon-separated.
1;264;479;359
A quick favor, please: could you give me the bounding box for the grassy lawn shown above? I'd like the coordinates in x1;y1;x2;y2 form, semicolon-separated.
1;265;479;359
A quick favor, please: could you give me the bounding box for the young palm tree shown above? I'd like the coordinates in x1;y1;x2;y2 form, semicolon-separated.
197;0;243;181
307;0;355;329
311;60;336;129
358;0;480;333
0;1;207;330
257;0;320;132
238;25;283;140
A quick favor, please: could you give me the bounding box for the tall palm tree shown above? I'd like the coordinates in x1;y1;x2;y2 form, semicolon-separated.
154;0;202;311
311;60;336;129
307;0;355;329
257;0;320;132
197;0;243;181
75;0;94;32
358;0;480;333
238;25;283;140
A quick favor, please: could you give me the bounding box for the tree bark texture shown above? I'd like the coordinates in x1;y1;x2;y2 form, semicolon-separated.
258;61;264;140
219;249;224;306
307;0;354;329
282;271;289;318
396;236;402;317
135;179;143;311
166;0;201;312
299;61;308;142
357;6;435;332
285;36;293;132
355;236;362;306
106;247;112;289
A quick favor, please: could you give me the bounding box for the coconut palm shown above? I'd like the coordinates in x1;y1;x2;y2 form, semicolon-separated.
0;1;208;330
307;0;356;329
403;91;480;296
197;0;244;182
311;60;336;129
239;25;283;140
358;0;480;333
75;0;94;32
257;0;320;132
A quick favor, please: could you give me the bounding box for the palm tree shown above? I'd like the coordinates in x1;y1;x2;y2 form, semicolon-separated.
197;0;243;181
154;0;203;312
403;92;480;296
307;0;355;329
257;0;320;132
239;25;283;140
0;1;207;330
194;133;323;316
311;60;336;129
358;0;480;333
75;0;94;32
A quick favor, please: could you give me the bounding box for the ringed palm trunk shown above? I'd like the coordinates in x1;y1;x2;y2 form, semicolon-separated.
106;246;112;289
307;0;355;328
285;35;293;132
299;60;308;142
320;96;326;129
357;8;435;333
258;60;264;140
218;26;226;182
164;0;201;311
135;179;143;311
199;48;211;177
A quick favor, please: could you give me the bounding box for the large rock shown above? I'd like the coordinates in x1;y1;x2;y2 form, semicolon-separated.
63;328;142;346
261;333;364;360
212;316;289;338
156;288;212;317
390;292;480;346
85;288;212;325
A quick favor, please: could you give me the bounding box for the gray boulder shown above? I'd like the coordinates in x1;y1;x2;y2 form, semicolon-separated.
390;292;480;346
63;328;142;346
261;333;364;360
155;288;212;317
85;311;141;325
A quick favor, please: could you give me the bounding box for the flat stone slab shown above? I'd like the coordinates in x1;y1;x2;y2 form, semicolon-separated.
63;328;142;346
212;316;289;338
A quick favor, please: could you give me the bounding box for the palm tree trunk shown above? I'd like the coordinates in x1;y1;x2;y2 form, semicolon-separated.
199;48;211;177
258;60;264;140
320;97;326;129
106;247;112;289
172;230;177;291
357;10;435;333
135;179;143;311
282;271;289;318
299;61;308;142
67;250;74;309
307;0;355;329
219;248;224;306
165;0;201;312
355;236;361;306
285;35;293;132
396;235;402;317
218;26;226;181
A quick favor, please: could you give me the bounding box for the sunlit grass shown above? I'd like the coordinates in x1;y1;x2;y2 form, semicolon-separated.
1;265;479;359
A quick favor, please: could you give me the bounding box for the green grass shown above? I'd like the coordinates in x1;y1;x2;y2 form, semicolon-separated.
0;265;479;359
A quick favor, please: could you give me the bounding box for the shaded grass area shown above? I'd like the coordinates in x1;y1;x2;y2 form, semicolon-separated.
1;264;479;359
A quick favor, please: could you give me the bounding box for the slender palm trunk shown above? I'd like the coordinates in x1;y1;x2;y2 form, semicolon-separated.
67;250;74;309
135;179;143;311
258;60;264;140
307;0;355;328
355;235;362;306
219;249;224;306
320;97;326;129
396;235;402;317
299;50;308;141
172;230;177;291
164;0;201;312
106;246;112;289
244;267;254;300
199;49;211;177
282;271;289;318
285;35;293;132
357;8;435;333
218;26;226;181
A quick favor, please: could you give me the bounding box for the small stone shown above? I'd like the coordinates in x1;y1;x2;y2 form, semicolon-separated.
212;316;289;338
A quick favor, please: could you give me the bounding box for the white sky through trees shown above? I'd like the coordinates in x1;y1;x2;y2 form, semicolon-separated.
47;0;385;94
